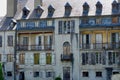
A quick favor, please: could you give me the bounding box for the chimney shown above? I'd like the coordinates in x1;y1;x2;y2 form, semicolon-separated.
34;0;43;8
6;0;17;17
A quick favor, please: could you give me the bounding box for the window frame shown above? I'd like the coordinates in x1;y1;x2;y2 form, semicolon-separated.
0;36;2;47
33;71;39;77
96;71;102;77
7;35;13;46
82;71;89;77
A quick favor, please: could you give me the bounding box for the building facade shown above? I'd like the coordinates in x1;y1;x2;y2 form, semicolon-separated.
0;0;120;80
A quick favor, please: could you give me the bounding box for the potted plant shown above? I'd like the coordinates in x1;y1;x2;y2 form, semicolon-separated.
55;76;61;80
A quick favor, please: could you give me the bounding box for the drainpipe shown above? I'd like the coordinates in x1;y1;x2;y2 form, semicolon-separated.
14;27;17;80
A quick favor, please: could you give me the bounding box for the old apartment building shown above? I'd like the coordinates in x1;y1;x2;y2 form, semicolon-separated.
0;0;120;80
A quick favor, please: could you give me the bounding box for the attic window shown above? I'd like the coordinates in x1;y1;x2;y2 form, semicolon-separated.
35;5;44;17
48;5;55;17
112;1;118;14
10;19;17;28
83;2;89;16
22;7;30;18
64;2;72;17
96;1;102;15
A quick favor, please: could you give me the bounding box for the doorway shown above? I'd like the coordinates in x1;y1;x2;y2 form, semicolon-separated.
63;67;70;80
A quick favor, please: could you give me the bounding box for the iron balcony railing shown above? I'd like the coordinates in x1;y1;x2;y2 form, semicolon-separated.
81;42;120;49
17;44;53;51
80;23;120;28
61;53;73;62
17;26;54;31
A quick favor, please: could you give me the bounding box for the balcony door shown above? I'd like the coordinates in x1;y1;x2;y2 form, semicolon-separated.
82;34;91;49
63;67;70;80
22;37;29;50
95;34;102;49
19;72;25;80
111;33;119;48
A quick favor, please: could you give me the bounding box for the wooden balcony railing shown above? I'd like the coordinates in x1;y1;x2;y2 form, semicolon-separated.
17;44;53;51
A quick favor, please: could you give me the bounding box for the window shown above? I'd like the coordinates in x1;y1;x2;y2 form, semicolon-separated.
58;20;75;34
95;52;102;64
112;1;118;14
96;1;102;15
8;35;13;46
64;2;72;16
48;5;55;17
49;35;53;46
82;53;88;65
22;7;30;18
83;2;89;15
46;53;52;64
19;53;25;64
44;36;48;49
58;21;62;34
113;72;119;75
23;37;29;50
82;34;91;49
34;53;39;64
39;20;47;27
47;20;53;26
46;71;53;78
0;54;1;61
0;36;2;47
96;72;102;77
95;34;102;49
82;71;89;77
35;5;44;17
40;53;46;65
34;72;39;77
90;53;95;65
112;17;118;24
7;71;12;76
102;18;111;25
96;18;101;24
38;36;42;46
7;54;13;62
63;42;70;55
111;33;119;43
82;52;105;65
26;22;35;28
81;18;89;24
108;52;120;65
111;33;119;49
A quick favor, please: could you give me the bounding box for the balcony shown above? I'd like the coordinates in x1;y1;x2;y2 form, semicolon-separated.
17;44;53;51
82;43;91;49
80;23;120;28
81;42;120;50
17;26;54;31
61;54;73;62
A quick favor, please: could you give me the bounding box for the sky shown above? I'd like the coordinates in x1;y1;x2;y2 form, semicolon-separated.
0;0;6;17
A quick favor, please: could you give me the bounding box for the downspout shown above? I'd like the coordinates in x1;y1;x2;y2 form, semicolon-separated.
14;26;17;80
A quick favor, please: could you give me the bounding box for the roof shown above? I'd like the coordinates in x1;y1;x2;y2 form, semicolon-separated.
0;0;118;31
0;17;13;31
15;0;116;20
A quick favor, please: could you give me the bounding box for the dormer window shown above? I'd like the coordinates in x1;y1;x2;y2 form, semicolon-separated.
10;19;17;28
64;2;72;17
83;2;89;16
22;7;30;18
35;5;44;17
48;5;55;17
112;1;118;14
96;1;102;15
